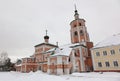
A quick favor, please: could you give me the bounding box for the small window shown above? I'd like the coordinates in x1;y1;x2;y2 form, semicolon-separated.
80;30;84;36
96;52;100;56
74;50;80;57
75;52;77;57
113;61;118;67
68;57;71;62
79;23;81;26
75;52;79;57
103;51;107;56
105;62;110;67
74;31;78;36
74;25;76;27
98;62;102;67
110;50;115;54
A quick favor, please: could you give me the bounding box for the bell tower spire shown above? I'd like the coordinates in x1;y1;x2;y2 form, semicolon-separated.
74;4;79;20
74;4;77;10
46;30;48;36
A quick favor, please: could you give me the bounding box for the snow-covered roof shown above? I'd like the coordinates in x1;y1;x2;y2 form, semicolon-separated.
52;46;72;56
34;42;58;47
93;34;120;49
15;64;22;67
51;43;82;56
46;48;56;53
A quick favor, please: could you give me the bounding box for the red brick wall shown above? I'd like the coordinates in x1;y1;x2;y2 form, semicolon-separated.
21;64;38;73
86;42;93;56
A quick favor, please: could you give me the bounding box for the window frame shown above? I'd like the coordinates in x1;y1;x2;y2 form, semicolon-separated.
98;62;102;67
113;61;119;67
96;52;100;56
79;23;82;26
105;61;110;67
74;31;78;36
74;25;76;27
110;50;115;55
80;30;84;36
103;51;107;56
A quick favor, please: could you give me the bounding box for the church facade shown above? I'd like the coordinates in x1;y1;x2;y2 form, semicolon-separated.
15;8;93;75
47;9;93;75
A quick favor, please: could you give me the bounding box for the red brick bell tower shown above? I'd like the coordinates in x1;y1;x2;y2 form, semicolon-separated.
70;6;94;71
70;7;90;43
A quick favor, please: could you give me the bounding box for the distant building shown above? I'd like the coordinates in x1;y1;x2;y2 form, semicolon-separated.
22;57;37;72
91;34;120;72
15;57;37;72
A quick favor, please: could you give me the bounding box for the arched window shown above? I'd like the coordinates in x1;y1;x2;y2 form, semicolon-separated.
79;23;81;26
68;57;71;62
80;30;84;36
75;52;77;57
75;52;79;57
74;31;78;36
74;25;76;27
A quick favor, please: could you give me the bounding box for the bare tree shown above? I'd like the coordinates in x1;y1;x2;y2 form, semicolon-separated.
0;52;8;65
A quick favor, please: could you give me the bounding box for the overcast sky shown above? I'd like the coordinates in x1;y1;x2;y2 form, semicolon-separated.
0;0;120;61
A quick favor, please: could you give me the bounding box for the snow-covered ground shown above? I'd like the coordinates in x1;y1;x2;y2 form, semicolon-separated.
0;71;120;81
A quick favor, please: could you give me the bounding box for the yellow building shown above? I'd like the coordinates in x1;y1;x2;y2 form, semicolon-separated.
91;34;120;72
